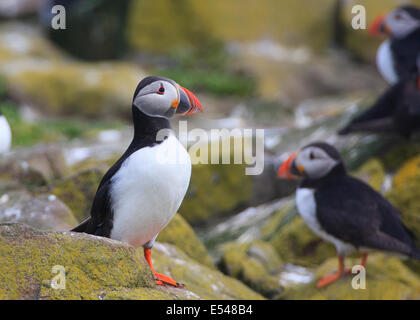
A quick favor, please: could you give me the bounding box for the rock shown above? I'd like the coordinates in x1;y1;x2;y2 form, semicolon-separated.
180;162;253;226
0;144;66;192
0;23;144;119
157;213;215;269
0;223;262;300
51;168;105;222
151;242;264;300
219;241;283;298
283;254;420;300
0;192;77;231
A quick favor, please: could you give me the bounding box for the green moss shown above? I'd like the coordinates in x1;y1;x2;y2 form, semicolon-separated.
219;241;283;298
52;168;105;222
269;217;336;267
180;161;253;226
157;214;215;269
283;254;420;300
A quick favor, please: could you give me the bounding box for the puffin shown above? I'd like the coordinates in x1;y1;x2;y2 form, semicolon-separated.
277;142;420;288
0;109;11;154
369;5;420;84
339;56;420;137
72;76;203;287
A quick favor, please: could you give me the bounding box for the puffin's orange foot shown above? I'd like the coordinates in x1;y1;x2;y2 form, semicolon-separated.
316;272;343;288
155;273;184;288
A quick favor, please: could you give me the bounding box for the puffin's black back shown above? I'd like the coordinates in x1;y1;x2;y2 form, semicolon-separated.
392;27;420;79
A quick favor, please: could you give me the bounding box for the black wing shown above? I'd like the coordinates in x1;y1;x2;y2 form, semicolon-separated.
314;176;417;256
338;82;404;135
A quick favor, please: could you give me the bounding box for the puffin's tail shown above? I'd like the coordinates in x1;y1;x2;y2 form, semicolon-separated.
71;218;90;233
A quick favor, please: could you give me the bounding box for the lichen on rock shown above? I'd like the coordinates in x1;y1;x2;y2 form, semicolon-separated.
157;213;215;269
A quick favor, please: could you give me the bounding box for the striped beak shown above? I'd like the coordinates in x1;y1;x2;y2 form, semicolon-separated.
176;86;203;115
277;152;298;179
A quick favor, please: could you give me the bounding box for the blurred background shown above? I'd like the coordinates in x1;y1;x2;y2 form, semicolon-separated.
2;0;420;300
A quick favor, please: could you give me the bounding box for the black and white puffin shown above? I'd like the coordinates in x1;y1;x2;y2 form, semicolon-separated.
0;109;11;154
339;56;420;137
277;142;420;288
369;5;420;84
72;76;203;287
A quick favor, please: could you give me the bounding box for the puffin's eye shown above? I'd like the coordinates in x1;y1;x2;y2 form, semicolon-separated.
309;152;315;160
395;13;402;20
157;84;165;95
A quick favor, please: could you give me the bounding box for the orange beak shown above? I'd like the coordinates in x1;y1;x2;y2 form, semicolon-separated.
277;152;298;179
369;14;390;36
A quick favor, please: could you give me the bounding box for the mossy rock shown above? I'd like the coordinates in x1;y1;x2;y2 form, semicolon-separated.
6;62;142;119
151;243;264;300
283;254;420;300
269;216;336;267
180;162;253;226
157;213;215;269
354;158;385;192
52;168;105;222
219;241;283;298
0;223;170;299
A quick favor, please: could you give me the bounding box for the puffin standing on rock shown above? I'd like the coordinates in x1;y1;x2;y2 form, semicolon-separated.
278;142;420;288
339;56;420;137
369;5;420;84
0;109;11;154
72;76;203;287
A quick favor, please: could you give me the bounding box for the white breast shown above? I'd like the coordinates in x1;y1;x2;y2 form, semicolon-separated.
0;115;11;154
377;40;399;85
296;188;355;256
110;134;191;247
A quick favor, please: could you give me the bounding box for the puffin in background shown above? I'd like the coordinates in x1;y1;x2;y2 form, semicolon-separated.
278;142;420;288
0;109;12;154
369;5;420;84
72;76;203;287
339;55;420;137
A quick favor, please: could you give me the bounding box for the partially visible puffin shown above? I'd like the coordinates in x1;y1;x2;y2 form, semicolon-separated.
72;76;203;287
0;109;11;154
278;142;420;288
339;56;420;137
369;6;420;84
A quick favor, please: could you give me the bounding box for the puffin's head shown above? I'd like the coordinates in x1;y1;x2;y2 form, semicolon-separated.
277;142;345;180
369;6;420;39
132;76;202;119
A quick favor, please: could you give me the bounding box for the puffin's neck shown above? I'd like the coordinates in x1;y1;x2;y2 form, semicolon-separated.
131;106;171;143
300;164;347;189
